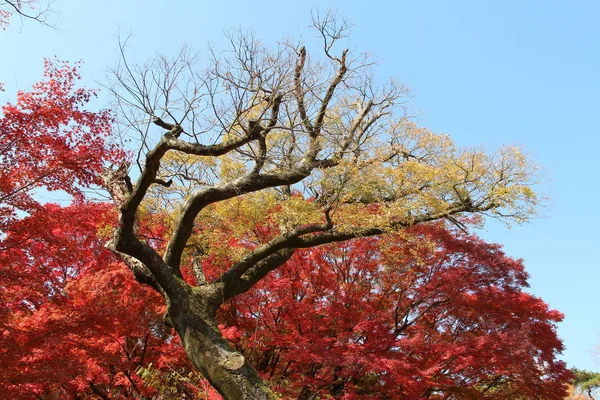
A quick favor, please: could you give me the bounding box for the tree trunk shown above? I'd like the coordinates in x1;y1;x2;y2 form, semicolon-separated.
168;287;278;400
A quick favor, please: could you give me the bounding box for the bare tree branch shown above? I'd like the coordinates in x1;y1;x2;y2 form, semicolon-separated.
1;0;56;28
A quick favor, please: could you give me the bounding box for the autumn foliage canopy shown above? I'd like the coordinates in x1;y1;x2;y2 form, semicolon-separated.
0;5;573;399
217;221;570;399
0;59;121;232
0;199;570;398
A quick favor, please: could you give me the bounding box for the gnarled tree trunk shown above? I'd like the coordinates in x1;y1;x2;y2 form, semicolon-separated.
167;287;278;400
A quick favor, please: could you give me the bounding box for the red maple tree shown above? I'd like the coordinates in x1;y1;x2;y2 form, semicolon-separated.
0;54;147;398
215;223;571;399
0;202;186;398
0;59;122;233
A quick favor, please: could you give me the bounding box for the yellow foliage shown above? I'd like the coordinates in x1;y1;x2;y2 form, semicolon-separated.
143;117;541;267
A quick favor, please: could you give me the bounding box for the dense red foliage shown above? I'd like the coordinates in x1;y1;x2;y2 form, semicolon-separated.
0;202;571;399
0;59;122;232
0;56;168;398
0;203;194;398
218;224;571;399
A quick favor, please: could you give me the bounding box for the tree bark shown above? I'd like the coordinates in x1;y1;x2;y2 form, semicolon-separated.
168;286;279;400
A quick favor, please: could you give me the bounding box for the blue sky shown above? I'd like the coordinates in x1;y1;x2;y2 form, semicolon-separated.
1;0;598;370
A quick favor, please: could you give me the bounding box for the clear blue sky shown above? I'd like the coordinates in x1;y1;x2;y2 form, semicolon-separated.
1;0;598;371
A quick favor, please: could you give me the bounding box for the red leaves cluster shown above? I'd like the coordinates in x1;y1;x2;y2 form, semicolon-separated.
0;203;571;399
218;224;571;399
0;203;187;398
0;59;123;232
0;59;179;398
